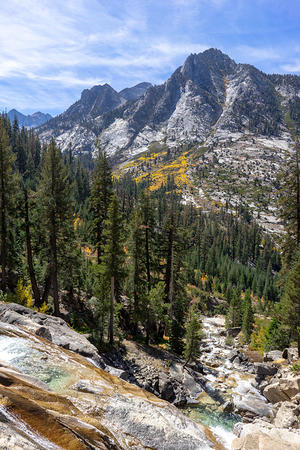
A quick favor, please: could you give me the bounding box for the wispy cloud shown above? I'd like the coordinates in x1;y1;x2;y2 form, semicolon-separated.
235;45;281;62
281;60;300;73
0;0;299;114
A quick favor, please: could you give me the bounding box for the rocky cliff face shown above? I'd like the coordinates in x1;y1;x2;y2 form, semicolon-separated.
38;82;152;153
36;49;300;232
37;48;299;160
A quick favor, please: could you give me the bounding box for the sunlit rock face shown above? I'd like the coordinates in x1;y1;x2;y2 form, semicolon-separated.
0;304;217;450
37;48;299;162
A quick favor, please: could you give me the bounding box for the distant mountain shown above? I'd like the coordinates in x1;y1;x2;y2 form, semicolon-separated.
8;109;52;128
38;82;152;151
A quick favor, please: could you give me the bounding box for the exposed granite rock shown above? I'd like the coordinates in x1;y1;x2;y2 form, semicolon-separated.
273;401;300;429
263;376;300;404
0;320;217;450
263;351;283;362
282;347;298;362
0;302;105;368
0;421;39;449
232;418;300;450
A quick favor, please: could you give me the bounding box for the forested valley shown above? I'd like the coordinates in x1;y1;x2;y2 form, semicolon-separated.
1;113;299;361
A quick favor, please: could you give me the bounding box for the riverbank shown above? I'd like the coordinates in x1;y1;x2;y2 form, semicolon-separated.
0;302;300;449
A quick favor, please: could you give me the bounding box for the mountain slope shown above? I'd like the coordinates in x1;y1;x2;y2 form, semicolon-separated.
38;48;298;159
8;109;52;128
119;82;152;101
38;82;151;152
37;49;300;232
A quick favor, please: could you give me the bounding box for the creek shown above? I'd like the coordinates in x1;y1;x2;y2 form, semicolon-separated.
183;316;272;449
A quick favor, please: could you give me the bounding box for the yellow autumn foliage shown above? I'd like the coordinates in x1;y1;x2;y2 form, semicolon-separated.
16;279;33;308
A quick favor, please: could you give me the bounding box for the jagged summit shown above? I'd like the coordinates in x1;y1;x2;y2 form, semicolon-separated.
37;48;300;158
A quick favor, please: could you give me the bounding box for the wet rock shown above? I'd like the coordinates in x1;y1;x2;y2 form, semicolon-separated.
0;329;217;450
0;303;105;368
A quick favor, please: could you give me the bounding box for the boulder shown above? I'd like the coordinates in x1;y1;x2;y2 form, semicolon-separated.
232;419;300;450
232;380;274;418
263;377;300;404
282;347;298;362
254;362;278;379
273;401;300;429
106;366;128;381
227;327;241;337
228;349;248;366
222;400;234;413
264;350;283;362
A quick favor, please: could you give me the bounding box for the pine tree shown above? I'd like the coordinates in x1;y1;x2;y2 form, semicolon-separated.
226;289;242;329
100;195;125;345
184;305;203;366
278;140;300;267
90;147;112;263
0;119;19;291
37;139;74;315
280;251;300;356
242;290;254;342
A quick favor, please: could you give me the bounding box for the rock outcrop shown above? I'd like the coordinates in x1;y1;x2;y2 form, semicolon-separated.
232;419;300;450
0;309;218;450
0;302;105;367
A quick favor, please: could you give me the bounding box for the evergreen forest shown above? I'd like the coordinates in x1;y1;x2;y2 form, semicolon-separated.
0;113;299;360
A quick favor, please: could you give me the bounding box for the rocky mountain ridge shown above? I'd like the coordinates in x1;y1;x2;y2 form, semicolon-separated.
38;49;300;233
38;81;152;152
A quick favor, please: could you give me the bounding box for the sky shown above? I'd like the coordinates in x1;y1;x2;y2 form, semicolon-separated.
0;0;299;116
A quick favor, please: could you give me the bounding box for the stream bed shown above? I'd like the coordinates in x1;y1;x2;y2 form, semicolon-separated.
182;316;270;449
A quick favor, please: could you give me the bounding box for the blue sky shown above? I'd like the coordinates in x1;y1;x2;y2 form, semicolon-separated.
0;0;299;116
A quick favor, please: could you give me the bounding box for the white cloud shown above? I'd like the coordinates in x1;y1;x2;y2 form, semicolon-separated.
235;45;280;62
281;60;300;73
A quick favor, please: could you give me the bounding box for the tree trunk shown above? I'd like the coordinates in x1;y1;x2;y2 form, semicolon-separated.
50;212;59;316
145;226;151;292
42;269;51;304
0;205;7;292
296;142;300;246
24;189;41;306
0;156;7;292
109;276;114;345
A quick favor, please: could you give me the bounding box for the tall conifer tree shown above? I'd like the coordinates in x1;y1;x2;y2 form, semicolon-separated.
90;146;112;263
0;119;19;291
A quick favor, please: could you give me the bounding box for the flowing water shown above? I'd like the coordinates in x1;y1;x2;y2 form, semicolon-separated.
0;317;269;449
0;335;72;390
182;316;269;449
